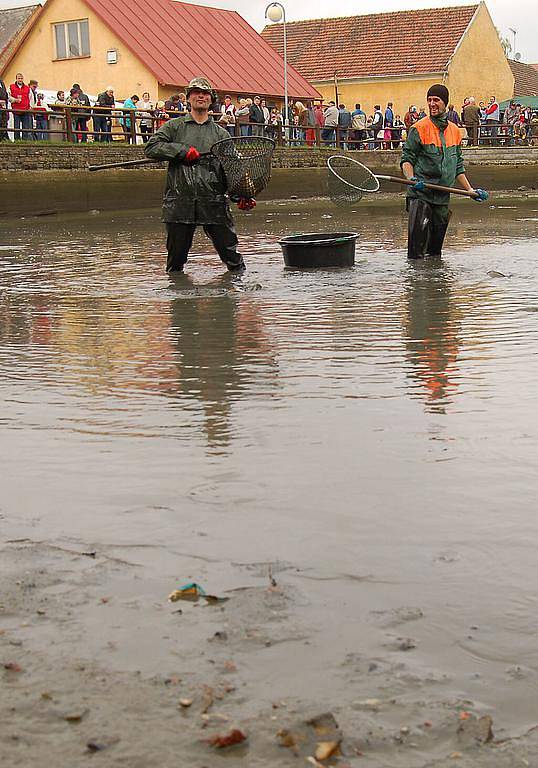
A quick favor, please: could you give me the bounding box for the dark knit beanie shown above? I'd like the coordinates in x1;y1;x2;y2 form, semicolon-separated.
427;84;449;106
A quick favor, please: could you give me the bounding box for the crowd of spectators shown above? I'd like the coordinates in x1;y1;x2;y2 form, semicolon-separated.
455;95;536;146
1;73;537;148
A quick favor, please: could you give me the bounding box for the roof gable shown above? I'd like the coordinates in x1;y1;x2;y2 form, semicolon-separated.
0;4;41;72
509;59;538;97
261;4;479;81
83;0;318;98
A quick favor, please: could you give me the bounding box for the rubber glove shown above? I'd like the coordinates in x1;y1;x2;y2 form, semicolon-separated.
237;198;256;211
410;176;426;192
473;188;489;202
184;146;200;165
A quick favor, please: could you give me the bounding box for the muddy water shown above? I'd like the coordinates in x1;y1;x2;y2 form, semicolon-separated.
1;197;538;758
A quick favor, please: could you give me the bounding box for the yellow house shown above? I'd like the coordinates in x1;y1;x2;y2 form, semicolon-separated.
1;0;319;102
262;3;514;116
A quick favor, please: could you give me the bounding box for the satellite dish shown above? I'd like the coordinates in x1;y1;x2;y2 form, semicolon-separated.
515;52;521;61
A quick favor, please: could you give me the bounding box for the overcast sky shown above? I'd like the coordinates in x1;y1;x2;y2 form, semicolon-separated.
1;0;536;62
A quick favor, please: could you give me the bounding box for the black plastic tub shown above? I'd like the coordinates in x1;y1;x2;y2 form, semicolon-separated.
279;232;358;268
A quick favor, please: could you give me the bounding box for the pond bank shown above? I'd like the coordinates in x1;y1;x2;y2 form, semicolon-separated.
0;145;537;216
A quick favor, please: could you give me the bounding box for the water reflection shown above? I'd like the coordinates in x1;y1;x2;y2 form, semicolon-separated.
167;275;277;449
403;260;461;413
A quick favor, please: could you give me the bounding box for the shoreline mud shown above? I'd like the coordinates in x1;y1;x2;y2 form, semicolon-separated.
3;537;538;766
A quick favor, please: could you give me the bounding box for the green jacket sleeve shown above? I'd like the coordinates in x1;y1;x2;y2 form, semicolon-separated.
400;126;421;169
144;120;189;162
455;143;465;176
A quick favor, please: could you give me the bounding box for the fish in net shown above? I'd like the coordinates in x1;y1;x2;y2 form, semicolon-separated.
211;136;275;198
327;155;380;206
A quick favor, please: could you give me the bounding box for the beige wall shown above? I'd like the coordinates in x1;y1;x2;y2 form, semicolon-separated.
447;2;514;108
314;77;441;118
3;0;158;100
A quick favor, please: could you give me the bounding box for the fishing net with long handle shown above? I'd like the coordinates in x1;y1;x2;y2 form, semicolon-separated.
327;155;380;206
327;155;481;207
210;136;275;198
88;136;275;198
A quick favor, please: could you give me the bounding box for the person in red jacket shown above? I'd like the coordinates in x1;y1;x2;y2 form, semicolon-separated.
10;73;32;140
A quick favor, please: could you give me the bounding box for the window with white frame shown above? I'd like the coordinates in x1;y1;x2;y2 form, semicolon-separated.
53;19;90;59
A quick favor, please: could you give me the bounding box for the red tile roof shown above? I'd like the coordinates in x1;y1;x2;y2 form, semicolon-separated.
261;4;479;81
509;59;538;97
83;0;319;98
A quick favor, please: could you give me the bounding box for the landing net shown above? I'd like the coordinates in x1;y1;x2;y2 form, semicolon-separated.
327;155;380;206
211;136;275;198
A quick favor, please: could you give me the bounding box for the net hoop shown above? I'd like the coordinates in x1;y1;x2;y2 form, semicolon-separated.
327;155;380;193
210;136;275;197
210;135;276;160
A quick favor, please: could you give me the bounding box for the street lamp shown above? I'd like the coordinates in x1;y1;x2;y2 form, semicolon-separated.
265;2;288;141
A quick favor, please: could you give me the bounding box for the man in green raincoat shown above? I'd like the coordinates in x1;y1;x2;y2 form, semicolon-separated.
145;77;251;273
401;84;488;259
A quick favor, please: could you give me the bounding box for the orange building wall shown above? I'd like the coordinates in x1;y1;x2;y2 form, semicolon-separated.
3;0;158;101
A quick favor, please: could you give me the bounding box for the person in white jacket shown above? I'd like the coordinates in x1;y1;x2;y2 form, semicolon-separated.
322;101;338;146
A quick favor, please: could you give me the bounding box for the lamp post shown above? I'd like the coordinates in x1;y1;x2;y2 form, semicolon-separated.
265;2;288;142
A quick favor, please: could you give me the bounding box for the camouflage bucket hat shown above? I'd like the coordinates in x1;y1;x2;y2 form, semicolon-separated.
186;77;215;99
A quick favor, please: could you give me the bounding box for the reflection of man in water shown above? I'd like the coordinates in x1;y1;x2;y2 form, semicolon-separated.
401;84;488;259
169;284;275;449
404;264;461;411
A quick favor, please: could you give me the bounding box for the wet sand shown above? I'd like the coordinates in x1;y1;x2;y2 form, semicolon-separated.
1;197;538;766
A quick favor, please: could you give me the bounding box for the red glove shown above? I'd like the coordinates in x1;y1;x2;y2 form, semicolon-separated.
184;146;200;165
237;198;256;211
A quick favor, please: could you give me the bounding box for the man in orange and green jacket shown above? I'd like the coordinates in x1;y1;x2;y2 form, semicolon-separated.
401;84;488;259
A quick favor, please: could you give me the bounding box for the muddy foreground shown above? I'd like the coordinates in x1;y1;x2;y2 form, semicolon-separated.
3;538;538;767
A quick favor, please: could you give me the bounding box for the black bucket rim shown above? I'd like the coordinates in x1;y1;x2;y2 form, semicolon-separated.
278;231;359;247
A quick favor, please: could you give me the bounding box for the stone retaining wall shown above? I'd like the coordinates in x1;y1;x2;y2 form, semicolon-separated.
0;144;536;217
0;143;537;172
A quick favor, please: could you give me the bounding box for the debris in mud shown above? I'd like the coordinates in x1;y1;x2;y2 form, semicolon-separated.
168;582;229;604
169;582;206;601
3;661;23;673
315;740;340;760
277;729;303;755
179;698;193;708
63;709;89;723
268;564;277;588
307;712;340;738
200;685;214;714
207;728;247;748
86;738;119;752
278;712;342;760
457;713;494;745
